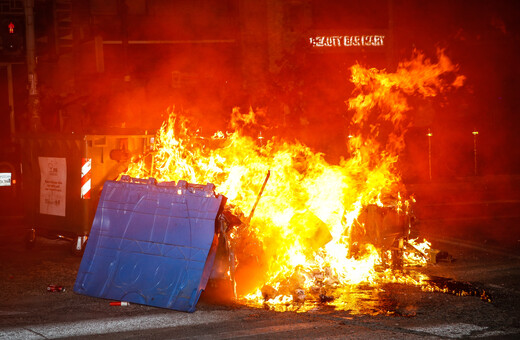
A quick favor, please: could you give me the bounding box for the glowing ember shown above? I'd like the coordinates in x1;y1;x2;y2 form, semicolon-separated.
122;49;464;313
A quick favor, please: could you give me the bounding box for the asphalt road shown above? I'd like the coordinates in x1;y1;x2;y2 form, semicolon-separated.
1;221;519;339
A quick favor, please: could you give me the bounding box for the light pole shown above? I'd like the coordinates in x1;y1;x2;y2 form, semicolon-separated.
427;128;432;181
473;129;479;176
25;0;41;131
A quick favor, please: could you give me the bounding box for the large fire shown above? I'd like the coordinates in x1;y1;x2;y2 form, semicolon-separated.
122;49;465;313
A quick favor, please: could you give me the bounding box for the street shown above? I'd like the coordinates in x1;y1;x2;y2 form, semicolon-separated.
1;1;520;338
1;219;519;339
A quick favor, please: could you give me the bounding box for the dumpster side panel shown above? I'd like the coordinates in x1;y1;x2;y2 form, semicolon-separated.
87;135;151;203
74;178;224;312
20;134;151;241
20;135;86;237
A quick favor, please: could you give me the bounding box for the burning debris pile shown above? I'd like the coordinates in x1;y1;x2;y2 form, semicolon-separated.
121;49;466;313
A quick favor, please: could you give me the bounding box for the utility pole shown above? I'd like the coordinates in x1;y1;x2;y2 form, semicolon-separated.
387;0;396;71
427;128;432;181
7;63;15;138
25;0;41;132
119;0;130;81
473;129;479;176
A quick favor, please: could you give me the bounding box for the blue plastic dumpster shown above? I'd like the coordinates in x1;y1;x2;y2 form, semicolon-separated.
73;175;226;312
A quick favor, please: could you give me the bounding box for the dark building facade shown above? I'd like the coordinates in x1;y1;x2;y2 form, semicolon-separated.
1;0;519;176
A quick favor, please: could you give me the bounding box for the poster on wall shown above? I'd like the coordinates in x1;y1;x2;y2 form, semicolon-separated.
0;172;11;186
39;157;67;216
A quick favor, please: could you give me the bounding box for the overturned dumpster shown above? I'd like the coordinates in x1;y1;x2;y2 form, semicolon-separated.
73;175;227;313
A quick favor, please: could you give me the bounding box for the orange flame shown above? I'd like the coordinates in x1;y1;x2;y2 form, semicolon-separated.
122;49;463;313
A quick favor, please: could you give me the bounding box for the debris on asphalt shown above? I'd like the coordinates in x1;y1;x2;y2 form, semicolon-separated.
425;276;492;302
435;251;455;263
47;285;65;292
319;294;334;303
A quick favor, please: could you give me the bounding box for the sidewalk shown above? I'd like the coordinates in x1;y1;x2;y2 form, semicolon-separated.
0;216;26;245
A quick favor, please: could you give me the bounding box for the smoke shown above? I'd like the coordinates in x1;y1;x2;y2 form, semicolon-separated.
32;0;520;178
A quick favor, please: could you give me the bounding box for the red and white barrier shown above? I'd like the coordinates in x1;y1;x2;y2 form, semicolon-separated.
81;158;91;199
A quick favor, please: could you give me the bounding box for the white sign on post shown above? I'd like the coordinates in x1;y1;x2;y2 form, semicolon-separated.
39;157;67;216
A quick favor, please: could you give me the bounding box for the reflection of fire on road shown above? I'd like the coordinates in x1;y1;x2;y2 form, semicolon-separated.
122;49;470;313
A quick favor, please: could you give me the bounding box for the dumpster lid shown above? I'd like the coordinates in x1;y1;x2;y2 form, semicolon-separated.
74;176;225;312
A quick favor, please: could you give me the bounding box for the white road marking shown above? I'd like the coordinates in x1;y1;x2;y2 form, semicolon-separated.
408;323;487;338
473;329;520;338
184;321;323;339
0;310;246;339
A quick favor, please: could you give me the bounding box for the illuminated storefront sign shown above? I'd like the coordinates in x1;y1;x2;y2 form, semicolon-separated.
310;35;385;47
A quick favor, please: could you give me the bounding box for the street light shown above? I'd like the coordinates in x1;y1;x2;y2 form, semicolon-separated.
473;129;479;176
427;128;432;181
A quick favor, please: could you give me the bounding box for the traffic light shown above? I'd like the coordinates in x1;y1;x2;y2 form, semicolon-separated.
1;16;25;59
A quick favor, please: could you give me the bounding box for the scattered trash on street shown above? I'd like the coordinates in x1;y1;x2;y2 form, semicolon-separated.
47;285;65;292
